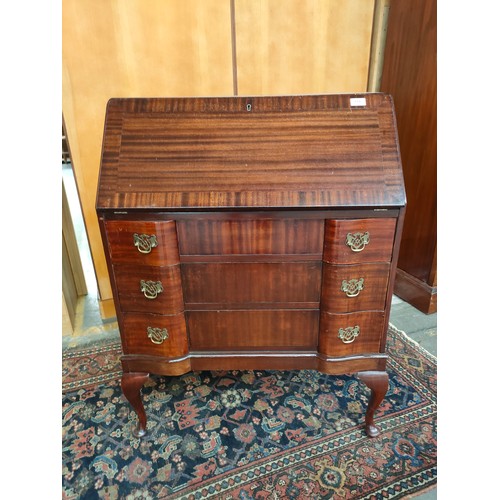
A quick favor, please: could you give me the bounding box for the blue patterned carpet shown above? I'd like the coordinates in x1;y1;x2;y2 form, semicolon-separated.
62;324;436;499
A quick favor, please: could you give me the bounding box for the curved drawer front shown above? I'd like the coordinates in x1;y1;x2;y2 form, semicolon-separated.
113;264;184;314
121;312;189;357
321;262;390;313
323;218;396;264
319;311;385;356
105;220;180;266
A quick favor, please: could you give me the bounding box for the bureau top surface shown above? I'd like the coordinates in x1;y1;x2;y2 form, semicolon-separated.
96;93;405;211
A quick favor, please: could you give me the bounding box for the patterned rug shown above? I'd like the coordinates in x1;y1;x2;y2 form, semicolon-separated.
62;325;436;499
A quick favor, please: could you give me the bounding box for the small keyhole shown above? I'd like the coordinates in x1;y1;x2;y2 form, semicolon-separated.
246;103;252;111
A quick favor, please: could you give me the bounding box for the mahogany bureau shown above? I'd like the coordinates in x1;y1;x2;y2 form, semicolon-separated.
96;93;406;438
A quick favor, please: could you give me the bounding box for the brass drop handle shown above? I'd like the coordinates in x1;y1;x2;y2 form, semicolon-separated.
133;233;158;254
345;232;370;252
140;280;163;299
147;327;169;344
338;326;360;344
341;278;365;297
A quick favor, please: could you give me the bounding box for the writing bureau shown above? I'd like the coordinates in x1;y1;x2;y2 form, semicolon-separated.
96;93;406;438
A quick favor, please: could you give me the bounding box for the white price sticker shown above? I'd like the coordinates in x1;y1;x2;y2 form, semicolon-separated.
350;97;367;107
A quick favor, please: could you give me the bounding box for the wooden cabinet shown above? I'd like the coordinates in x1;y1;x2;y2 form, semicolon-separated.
96;93;406;438
380;0;437;313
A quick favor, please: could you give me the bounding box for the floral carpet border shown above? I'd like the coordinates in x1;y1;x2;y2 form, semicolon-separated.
62;340;122;392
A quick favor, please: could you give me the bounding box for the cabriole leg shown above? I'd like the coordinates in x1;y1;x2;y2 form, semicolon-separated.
358;370;389;438
121;372;149;438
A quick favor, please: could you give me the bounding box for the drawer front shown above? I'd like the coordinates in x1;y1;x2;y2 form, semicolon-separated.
105;220;180;266
181;262;321;307
323;218;396;264
121;312;189;357
113;264;184;314
319;311;385;356
177;218;324;256
187;310;319;350
321;262;390;313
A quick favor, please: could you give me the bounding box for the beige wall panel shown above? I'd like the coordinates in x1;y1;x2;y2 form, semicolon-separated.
62;0;234;307
235;0;375;95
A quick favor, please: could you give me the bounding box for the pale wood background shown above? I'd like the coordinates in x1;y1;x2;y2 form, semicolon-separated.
62;0;376;318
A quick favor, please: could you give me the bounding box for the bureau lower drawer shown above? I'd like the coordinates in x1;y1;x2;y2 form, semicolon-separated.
121;312;189;357
323;218;396;264
187;310;319;350
105;220;180;266
113;264;184;314
319;311;385;356
321;262;390;313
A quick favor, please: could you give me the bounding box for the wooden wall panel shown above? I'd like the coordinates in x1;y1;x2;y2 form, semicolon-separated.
234;0;375;95
62;0;234;313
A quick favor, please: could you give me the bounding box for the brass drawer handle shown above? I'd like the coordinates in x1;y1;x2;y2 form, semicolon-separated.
345;232;370;252
341;278;365;297
338;326;360;344
147;326;169;344
140;280;163;299
133;233;158;254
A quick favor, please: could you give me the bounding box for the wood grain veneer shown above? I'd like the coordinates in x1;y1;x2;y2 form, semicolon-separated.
97;94;405;210
176;218;324;256
104;220;180;266
323;218;397;264
113;264;184;314
121;312;189;357
181;262;322;307
321;262;390;313
380;0;436;313
186;310;319;350
319;311;385;357
96;93;406;438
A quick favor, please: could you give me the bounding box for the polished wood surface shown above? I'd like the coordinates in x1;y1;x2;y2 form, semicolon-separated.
323;218;397;264
177;218;324;256
97;94;405;211
380;0;437;313
121;312;189;357
121;352;387;376
358;371;389;437
319;311;385;357
321;262;390;313
113;265;184;314
97;93;406;438
104;220;179;266
121;372;150;437
182;262;321;307
394;267;437;314
187;310;319;350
